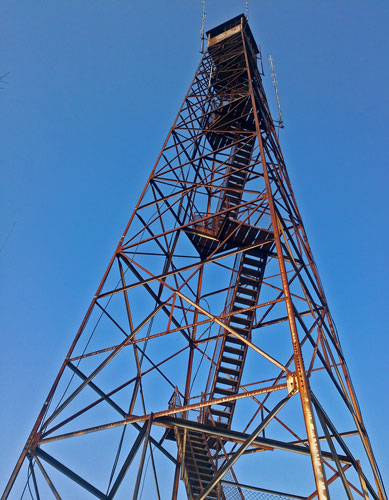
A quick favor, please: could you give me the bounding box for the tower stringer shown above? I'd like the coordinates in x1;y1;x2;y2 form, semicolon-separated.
240;27;330;500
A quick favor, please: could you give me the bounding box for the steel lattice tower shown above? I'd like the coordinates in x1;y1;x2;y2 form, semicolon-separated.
3;15;386;500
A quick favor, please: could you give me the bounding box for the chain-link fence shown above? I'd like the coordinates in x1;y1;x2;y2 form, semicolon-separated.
221;480;304;500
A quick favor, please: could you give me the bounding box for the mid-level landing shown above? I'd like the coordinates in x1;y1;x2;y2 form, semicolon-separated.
184;217;272;259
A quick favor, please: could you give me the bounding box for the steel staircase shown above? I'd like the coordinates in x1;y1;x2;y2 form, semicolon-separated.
218;138;255;217
177;429;221;500
208;247;267;429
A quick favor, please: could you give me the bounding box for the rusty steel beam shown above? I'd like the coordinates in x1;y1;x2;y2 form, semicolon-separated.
39;382;289;444
34;448;108;500
153;416;352;465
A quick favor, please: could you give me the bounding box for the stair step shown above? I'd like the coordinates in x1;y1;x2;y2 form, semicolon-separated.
188;479;214;489
186;467;213;480
186;437;206;455
191;487;218;500
237;286;257;297
239;275;260;287
243;256;262;268
221;355;243;366
213;386;238;396
188;434;205;443
228;179;245;189
189;481;215;494
188;431;205;440
234;153;250;163
187;445;207;455
240;145;253;154
189;442;207;451
241;266;262;278
226;336;246;346
189;474;214;484
232;306;253;317
234;295;256;306
230;315;251;326
187;433;204;441
230;170;246;180
185;456;213;476
236;146;251;156
235;154;250;164
224;344;245;356
230;163;246;173
225;181;241;193
236;151;251;160
186;458;212;471
216;376;239;386
227;326;248;337
218;366;241;376
226;193;241;203
186;450;211;461
186;447;209;457
233;162;249;172
226;188;242;198
210;408;231;418
227;179;243;189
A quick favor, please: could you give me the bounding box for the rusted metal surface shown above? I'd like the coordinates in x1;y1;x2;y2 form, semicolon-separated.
2;13;385;500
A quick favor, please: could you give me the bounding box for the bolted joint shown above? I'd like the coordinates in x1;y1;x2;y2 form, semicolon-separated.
287;372;299;395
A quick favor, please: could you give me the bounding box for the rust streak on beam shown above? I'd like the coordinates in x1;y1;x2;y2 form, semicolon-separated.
39;383;288;444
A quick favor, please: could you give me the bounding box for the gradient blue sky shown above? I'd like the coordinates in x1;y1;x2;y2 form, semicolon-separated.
1;0;388;493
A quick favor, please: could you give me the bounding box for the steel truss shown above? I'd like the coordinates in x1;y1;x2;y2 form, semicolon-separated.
2;14;386;500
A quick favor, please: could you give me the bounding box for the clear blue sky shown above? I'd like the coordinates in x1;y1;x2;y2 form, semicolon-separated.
1;0;388;494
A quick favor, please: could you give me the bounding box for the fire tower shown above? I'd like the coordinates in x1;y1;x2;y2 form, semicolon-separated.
2;15;386;500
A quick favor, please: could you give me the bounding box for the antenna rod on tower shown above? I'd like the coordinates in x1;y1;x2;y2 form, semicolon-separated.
269;54;284;129
200;1;207;54
245;0;249;20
